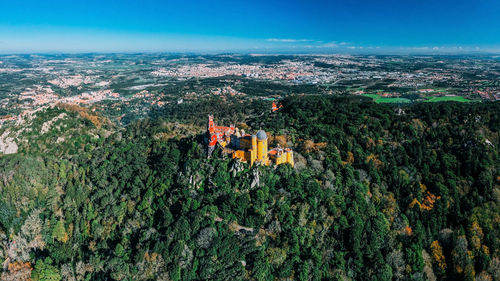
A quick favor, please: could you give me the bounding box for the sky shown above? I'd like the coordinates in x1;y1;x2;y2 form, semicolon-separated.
0;0;499;53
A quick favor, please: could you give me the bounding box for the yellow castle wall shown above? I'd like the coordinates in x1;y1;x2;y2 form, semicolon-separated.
257;139;268;161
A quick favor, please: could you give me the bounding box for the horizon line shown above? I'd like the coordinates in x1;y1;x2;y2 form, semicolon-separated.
1;50;500;56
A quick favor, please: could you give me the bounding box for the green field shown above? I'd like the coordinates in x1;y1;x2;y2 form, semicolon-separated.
363;93;477;103
424;96;476;103
362;94;412;103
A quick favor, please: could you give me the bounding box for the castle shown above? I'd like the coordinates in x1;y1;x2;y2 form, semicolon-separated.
206;115;294;167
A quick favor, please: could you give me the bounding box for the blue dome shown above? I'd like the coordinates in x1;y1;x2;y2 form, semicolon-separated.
256;130;267;140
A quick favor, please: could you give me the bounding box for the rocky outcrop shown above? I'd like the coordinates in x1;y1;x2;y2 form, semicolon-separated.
293;152;307;170
250;169;260;189
229;161;244;177
0;130;18;155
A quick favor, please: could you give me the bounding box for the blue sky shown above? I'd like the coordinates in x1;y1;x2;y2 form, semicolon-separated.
0;0;499;53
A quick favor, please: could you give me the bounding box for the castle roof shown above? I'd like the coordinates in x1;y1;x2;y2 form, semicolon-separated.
256;130;267;140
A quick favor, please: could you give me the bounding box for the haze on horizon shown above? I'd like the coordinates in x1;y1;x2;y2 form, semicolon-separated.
1;0;499;54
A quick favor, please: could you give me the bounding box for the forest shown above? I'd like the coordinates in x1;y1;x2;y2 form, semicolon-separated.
0;96;498;281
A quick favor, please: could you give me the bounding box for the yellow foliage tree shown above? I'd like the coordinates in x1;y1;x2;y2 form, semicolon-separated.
302;140;327;153
469;221;484;250
410;191;441;211
431;240;446;271
2;261;32;281
274;135;288;147
403;225;412;236
342;151;355;166
347;151;354;165
302;140;315;153
365;154;383;169
56;103;103;128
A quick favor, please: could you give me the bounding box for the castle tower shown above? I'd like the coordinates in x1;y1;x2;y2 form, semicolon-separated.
256;130;268;162
250;134;257;164
208;115;215;134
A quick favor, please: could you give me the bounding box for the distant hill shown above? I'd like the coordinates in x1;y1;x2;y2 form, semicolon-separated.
0;96;498;281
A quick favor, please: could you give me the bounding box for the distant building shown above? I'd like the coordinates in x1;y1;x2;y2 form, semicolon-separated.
418;89;434;93
271;102;283;112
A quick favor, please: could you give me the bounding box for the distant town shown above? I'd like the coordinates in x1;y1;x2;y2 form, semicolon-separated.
1;53;499;126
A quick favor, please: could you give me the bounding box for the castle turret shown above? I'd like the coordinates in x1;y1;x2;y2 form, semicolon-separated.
286;149;294;167
256;130;268;161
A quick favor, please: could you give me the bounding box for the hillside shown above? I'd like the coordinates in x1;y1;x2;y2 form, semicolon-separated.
0;97;498;281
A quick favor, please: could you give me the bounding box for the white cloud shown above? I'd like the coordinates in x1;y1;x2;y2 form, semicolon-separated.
264;39;359;49
266;38;314;43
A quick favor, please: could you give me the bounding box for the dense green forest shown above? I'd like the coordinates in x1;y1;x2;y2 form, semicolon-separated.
0;97;498;281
